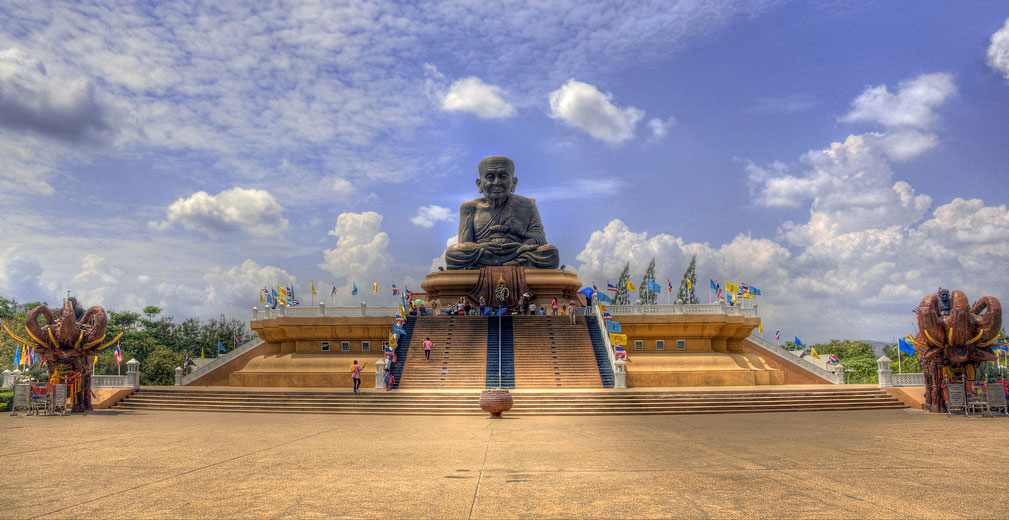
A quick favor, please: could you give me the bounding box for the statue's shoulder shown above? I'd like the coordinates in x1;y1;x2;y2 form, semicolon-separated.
459;199;481;213
509;194;538;209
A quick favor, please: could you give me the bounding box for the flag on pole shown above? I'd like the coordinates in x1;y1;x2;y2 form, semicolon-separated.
646;280;662;293
626;280;636;293
393;323;407;336
218;339;226;354
592;282;598;293
725;282;740;294
749;286;761;296
667;279;674;292
311;281;317;296
596;292;612;303
331;284;337;296
392;283;399;296
13;345;20;367
201;346;205;360
233;330;240;347
614;345;628;360
373;282;378;294
607;282;618;293
352;282;358;296
606;320;622;333
609;333;627;346
759;322;763;334
740;283;750;295
686;279;692;290
827;354;840;365
898;338;916;356
794;336;803;347
404;289;413;301
114;341;124;365
810;347;820;359
775;329;780;341
259;290;265;305
183;357;190;369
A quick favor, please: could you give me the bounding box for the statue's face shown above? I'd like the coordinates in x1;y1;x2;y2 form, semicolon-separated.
477;163;516;202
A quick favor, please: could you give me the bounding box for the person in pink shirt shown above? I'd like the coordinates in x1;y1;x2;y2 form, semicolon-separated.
350;360;366;393
423;337;433;363
551;298;559;315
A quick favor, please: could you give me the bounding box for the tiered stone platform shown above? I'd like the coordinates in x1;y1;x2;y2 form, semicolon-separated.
115;386;906;415
512;316;603;388
399;317;487;388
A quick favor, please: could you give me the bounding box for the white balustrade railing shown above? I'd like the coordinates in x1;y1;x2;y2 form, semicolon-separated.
91;375;131;388
253;304;398;320
891;373;925;387
746;334;841;383
179;338;264;386
594;301;621;388
601;303;757;317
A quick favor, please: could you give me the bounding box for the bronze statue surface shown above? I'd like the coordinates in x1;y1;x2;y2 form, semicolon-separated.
445;155;559;270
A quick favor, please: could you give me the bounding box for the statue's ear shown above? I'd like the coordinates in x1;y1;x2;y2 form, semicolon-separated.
511;177;518;193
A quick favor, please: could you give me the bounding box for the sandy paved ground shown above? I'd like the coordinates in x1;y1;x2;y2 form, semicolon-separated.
1;408;1006;519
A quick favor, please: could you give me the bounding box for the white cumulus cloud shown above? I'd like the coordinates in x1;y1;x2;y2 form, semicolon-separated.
319;211;394;302
410;205;453;228
548;79;644;144
841;73;956;130
150;187;289;237
987;18;1009;81
203;259;295;311
441;77;516;119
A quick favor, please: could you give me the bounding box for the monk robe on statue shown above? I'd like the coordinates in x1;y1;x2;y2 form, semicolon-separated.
445;156;559;270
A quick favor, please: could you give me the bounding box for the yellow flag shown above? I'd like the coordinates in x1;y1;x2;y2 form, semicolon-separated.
609;332;627;346
259;291;265;305
201;347;205;360
372;282;378;294
686;279;692;290
626;280;636;292
810;347;820;359
311;281;317;296
725;282;740;294
93;354;98;366
759;322;764;334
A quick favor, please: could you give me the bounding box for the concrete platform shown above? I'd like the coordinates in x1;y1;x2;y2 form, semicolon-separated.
2;406;1007;518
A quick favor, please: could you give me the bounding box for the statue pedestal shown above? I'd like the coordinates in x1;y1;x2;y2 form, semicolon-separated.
421;268;583;310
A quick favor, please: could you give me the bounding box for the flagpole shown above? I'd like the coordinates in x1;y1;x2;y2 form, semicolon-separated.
897;336;902;374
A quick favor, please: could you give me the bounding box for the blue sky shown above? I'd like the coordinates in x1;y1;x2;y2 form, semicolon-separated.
2;1;1009;343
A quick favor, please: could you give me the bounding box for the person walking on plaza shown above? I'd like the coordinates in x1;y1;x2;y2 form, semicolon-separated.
424;337;433;363
551;297;559;316
350;360;366;393
568;300;577;324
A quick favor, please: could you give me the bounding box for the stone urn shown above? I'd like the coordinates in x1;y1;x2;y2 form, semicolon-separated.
479;388;513;417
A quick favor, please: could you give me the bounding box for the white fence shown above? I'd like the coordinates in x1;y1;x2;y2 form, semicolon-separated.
91;358;141;388
746;334;842;383
179;338;265;386
253;303;398;320
892;373;926;386
604;303;758;317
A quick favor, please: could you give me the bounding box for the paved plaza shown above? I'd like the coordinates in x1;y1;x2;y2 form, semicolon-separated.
1;407;1006;519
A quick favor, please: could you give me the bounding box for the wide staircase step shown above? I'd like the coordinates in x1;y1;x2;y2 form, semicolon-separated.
397;317;487;388
115;388;908;415
512;316;602;389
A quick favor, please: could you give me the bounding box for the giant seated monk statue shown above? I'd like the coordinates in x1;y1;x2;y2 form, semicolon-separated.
445;156;559;270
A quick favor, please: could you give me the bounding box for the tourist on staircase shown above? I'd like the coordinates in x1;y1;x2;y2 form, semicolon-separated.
478;296;486;316
568;300;578;324
350;360;365;393
424;337;433;363
551;298;559;316
529;302;537;315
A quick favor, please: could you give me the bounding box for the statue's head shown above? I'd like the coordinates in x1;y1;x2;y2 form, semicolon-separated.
476;155;516;202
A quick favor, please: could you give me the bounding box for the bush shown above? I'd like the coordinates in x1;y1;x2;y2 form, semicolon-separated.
0;389;12;411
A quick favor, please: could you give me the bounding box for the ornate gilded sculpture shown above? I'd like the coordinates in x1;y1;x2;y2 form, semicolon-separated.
445;156;559;270
910;290;1001;413
4;298;122;411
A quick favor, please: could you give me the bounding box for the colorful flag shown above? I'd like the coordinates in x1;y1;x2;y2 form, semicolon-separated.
201;346;205;360
259;290;265;305
113;342;123;365
740;283;750;295
667;279;674;292
614;345;628;360
810;347;820;360
579;287;594;300
290;298;300;306
759;322;763;334
725;282;740;294
233;330;240;347
592;282;598;293
710;279;718;292
626;280;636;293
286;285;293;297
607;282;618;293
646;280;662;293
686;279;692;290
331;284;337;296
311;281;317;296
827;354;840;365
749;286;761;296
183;357;190;369
606;320;622;333
610;333;627;346
775;329;780;341
596;292;612;303
393;323;407;336
13;345;20;367
352;282;358;296
218;339;226;353
372;282;378;295
794;336;803;347
392;284;399;296
898;338;916;356
404;289;413;301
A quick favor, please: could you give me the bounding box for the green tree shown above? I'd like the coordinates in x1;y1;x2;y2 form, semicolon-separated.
639;258;658;305
810;339;878;384
141;345;184;386
142;305;162;319
613;262;632;305
882;342;922;374
677;255;698;304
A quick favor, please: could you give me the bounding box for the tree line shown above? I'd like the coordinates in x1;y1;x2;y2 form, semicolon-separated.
0;296;256;386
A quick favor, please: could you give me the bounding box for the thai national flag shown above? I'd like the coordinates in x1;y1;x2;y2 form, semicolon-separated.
385;351;397;363
827;354;839;365
395;313;406;325
233;330;240;347
606;282;618;293
775;329;780;341
667;279;674;292
331;284;337;296
740;283;750;296
592;282;598;293
114;342;124;365
615;345;628;360
404;289;413;301
392;284;399;295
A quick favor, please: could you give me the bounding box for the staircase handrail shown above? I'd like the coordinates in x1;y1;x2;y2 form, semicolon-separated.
594;301;618;375
746;334;839;383
180;336;264;386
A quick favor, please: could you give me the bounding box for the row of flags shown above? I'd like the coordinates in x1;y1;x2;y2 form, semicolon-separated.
11;340;126;369
261;281;418;306
710;280;761;303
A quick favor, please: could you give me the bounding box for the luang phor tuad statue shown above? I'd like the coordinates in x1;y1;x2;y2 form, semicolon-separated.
445;155;559;270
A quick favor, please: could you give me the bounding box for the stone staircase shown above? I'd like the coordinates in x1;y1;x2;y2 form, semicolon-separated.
512;316;603;388
485;316;515;388
114;387;908;415
585;317;615;388
389;317;415;388
397;317;487;388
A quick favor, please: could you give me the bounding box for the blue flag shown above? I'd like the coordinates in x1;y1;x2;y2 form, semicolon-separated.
393;323;406;336
596;292;612;303
496;307;508;315
749;286;761;296
606;320;622;333
218;339;226;353
352;282;358;296
646;280;663;293
897;338;916;356
794;336;803;347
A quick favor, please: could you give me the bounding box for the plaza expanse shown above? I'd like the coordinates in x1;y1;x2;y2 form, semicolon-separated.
2;408;1006;518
